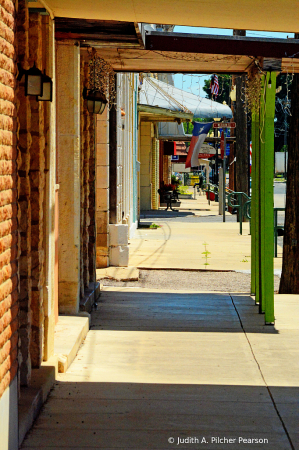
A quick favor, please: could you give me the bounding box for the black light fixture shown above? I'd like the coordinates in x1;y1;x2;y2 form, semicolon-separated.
83;87;107;114
37;71;53;102
25;63;43;96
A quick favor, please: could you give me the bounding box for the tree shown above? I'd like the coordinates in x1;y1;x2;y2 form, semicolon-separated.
274;73;292;154
183;117;210;134
203;72;249;196
279;72;299;293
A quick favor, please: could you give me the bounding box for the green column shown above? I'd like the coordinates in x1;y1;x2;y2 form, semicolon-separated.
259;76;266;313
262;72;276;324
251;110;258;297
251;72;276;323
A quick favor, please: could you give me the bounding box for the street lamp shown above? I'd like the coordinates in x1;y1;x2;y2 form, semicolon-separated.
83;87;107;114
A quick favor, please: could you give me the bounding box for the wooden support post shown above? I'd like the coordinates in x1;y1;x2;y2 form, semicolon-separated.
253;73;276;322
251;72;275;324
259;76;266;313
263;72;276;323
251;108;259;299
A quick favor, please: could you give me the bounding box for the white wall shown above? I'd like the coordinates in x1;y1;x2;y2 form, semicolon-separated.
0;378;18;450
109;73;138;265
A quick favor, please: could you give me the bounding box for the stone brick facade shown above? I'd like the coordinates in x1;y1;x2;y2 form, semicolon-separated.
28;12;45;368
0;0;19;398
15;2;47;385
96;108;110;268
80;56;96;293
139;121;152;211
16;0;31;386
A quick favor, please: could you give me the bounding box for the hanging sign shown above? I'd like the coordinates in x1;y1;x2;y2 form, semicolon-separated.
213;122;236;129
198;143;216;159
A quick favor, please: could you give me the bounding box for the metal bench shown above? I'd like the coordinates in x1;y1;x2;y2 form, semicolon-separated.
158;189;180;211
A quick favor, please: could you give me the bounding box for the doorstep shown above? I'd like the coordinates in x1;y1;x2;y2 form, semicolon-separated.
19;355;58;446
54;315;90;373
97;266;139;281
19;316;90;446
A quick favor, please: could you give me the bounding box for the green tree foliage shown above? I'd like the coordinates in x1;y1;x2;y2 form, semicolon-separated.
183;118;209;134
202;74;232;104
182;75;232;134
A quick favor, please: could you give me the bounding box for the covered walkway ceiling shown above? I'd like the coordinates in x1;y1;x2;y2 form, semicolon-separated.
36;0;299;33
33;1;299;74
54;18;299;74
86;46;299;74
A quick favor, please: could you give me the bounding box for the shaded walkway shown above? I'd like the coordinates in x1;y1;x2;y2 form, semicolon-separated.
22;288;299;449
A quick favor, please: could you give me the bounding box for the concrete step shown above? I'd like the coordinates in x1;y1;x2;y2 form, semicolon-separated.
54;315;89;373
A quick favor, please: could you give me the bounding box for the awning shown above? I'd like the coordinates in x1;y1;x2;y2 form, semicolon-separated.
138;77;233;120
36;0;299;34
137;105;193;122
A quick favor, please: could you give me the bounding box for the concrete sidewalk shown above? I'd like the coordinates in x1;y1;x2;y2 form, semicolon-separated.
21;287;299;449
129;193;282;273
21;192;296;450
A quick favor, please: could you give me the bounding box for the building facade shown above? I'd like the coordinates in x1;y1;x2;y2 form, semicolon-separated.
0;3;140;448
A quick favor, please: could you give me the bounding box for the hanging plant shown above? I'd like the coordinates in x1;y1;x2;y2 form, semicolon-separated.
87;48;116;108
245;62;263;114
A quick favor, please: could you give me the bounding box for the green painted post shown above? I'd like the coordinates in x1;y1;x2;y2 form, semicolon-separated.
259;76;266;314
251;111;257;296
251;104;261;302
263;72;276;324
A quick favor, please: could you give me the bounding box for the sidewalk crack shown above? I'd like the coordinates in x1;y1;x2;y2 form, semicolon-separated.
229;293;295;450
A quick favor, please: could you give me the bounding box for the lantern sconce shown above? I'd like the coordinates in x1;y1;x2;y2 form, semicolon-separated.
25;63;43;97
83;87;107;115
17;62;53;101
37;71;53;102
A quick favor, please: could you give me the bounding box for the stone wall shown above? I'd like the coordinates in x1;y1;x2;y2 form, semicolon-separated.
56;40;81;314
88;100;96;279
151;138;159;210
80;57;96;292
0;0;19;397
16;3;48;384
28;12;45;369
96;108;110;268
139;122;152;211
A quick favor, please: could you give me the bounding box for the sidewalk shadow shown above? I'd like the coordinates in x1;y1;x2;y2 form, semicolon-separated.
92;290;278;334
23;381;296;449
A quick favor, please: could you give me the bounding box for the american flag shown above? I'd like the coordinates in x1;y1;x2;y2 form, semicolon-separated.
210;74;219;97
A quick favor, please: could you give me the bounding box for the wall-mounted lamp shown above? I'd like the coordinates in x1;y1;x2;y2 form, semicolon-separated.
83;87;107;114
25;63;43;96
37;71;53;102
18;62;53;101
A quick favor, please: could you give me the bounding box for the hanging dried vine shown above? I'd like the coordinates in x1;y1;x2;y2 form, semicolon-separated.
87;48;116;107
245;62;263;113
245;74;262;113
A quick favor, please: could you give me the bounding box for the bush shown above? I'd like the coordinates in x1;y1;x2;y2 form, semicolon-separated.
177;185;190;194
